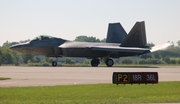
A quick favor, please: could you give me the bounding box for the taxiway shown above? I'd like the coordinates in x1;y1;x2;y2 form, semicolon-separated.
0;66;180;87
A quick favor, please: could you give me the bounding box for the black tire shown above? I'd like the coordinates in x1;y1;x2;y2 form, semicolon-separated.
52;61;57;67
105;59;114;67
91;59;99;67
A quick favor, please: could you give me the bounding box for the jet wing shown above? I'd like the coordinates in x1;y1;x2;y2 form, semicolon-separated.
91;46;150;53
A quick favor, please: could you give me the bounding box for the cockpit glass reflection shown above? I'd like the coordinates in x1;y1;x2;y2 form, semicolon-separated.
32;35;54;41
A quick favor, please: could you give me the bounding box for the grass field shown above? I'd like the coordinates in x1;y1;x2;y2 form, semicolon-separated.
0;77;10;80
0;81;180;104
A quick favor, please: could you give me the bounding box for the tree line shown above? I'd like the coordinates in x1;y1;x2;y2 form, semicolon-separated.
0;36;180;66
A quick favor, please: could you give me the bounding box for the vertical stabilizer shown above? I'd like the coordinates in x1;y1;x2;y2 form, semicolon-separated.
121;21;147;47
106;23;127;43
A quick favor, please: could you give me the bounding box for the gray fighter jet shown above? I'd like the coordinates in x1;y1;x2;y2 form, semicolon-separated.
10;21;172;67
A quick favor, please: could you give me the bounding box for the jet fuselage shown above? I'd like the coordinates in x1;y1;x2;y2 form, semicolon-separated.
10;37;149;59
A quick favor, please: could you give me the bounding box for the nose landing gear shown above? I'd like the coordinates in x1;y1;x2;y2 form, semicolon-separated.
52;61;57;67
52;57;58;67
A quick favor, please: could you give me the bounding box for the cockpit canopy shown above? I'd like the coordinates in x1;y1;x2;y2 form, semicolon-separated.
32;35;55;41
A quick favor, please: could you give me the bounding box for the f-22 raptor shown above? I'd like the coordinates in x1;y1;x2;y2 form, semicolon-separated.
10;21;172;67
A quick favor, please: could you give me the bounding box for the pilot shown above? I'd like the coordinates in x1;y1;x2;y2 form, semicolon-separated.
41;36;44;40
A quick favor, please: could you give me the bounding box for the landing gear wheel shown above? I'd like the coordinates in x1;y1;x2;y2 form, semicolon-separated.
91;59;100;67
105;59;114;67
52;61;57;67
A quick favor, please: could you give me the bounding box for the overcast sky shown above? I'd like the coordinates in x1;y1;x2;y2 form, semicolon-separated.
0;0;180;46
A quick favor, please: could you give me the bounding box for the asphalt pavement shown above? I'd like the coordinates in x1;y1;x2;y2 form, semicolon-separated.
0;66;180;87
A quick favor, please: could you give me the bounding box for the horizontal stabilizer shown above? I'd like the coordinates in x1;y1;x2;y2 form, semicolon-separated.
150;42;173;52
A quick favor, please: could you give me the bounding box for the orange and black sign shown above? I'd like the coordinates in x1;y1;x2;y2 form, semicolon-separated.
112;72;158;85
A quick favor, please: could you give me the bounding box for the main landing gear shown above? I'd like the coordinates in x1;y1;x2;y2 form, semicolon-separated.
91;58;114;67
105;58;114;67
91;58;100;67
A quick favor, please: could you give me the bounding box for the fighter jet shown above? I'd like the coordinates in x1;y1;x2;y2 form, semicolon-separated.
10;21;172;67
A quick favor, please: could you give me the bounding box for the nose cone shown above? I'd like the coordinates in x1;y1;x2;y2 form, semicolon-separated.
10;44;22;52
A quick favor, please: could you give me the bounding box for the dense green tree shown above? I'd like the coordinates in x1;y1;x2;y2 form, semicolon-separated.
170;59;176;64
100;38;106;43
2;39;30;48
121;58;133;64
152;52;161;59
177;40;180;46
139;59;146;64
0;47;14;64
141;53;152;59
0;48;2;65
75;35;100;42
163;57;170;64
32;57;41;63
83;59;90;64
11;50;23;66
2;41;19;47
19;39;30;43
145;58;163;64
22;53;34;64
45;57;53;63
65;58;75;64
75;36;88;42
147;42;155;47
39;60;49;66
87;36;100;42
177;59;180;64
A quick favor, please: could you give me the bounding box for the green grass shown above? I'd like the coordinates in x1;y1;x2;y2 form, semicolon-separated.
170;57;180;60
0;82;180;104
0;77;11;80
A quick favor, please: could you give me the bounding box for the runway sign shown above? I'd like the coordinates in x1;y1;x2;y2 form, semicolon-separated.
112;72;158;85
